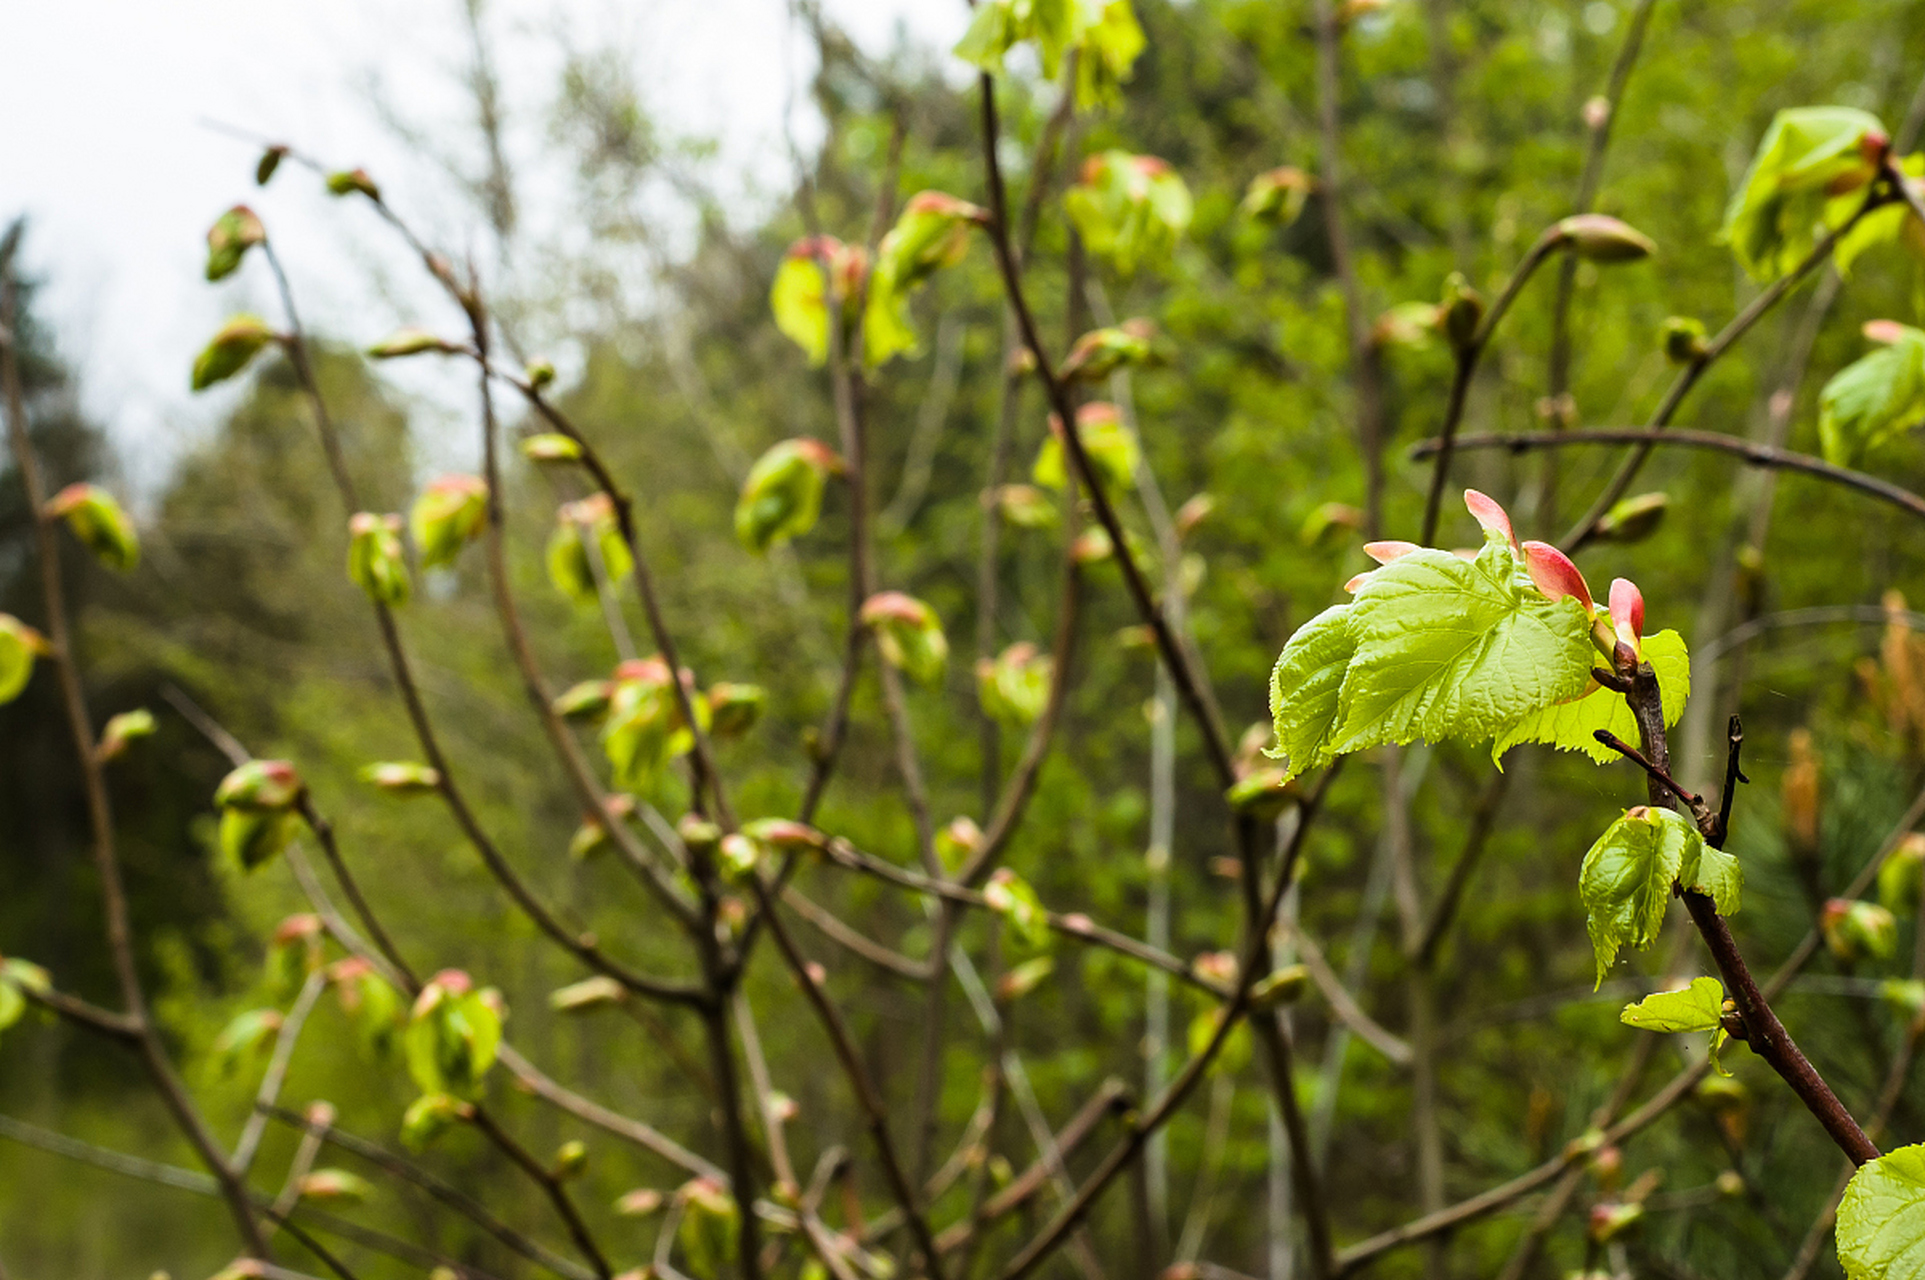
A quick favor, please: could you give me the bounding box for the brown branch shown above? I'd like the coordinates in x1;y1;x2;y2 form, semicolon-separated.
1;228;271;1258
976;74;1237;789
1558;189;1887;551
497;1043;730;1184
1412;427;1925;526
1289;930;1412;1067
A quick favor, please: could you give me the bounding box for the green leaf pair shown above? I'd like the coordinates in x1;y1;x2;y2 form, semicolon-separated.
404;971;503;1101
347;512;411;606
1033;401;1140;493
735;438;839;554
1720;106;1894;282
1066;151;1194;276
46;483;140;573
1619;976;1732;1075
859;592;949;687
1582;807;1740;986
545;494;634;607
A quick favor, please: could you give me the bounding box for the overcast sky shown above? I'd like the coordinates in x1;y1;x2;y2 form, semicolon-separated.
0;0;965;488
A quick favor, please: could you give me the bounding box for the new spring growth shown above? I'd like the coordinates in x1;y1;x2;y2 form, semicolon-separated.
859;591;949;687
1060;318;1160;383
213;759;304;871
96;709;156;763
366;328;463;360
602;657;704;787
46;483;139;572
1662;316;1709;364
191;314;281;390
347;512;410;606
1065;151;1194;275
1552;213;1658;263
204;205;265;282
769;235;870;366
0;614;49;707
1241;165;1315;227
1035;402;1140;493
325;168;380;200
547;493;632;606
406;969;504;1101
735;437;842;554
358;761;441;794
409;475;488;570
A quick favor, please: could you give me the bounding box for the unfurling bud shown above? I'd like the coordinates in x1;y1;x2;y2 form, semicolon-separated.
1879;833;1925;915
1554;213;1656;263
615;1188;665;1217
256;145;288;186
401;1092;472;1151
1060;319;1159;383
1594;492;1669;544
1248;964;1310;1009
996;956;1055;1003
297;1169;374;1203
977;641;1051;727
1463;489;1516;548
96;709;157;763
552;679;613;721
1226;767;1296;820
1240;165;1314;226
525;358;557;388
1661;316;1708;364
735;438;841;553
347;512;410;605
1372;300;1441;350
677;813;722;854
705;682;767;738
46;483;140;572
214;760;304;871
367;327;461;360
358;761;441;794
860;592;949;686
0;614;49;707
1588;1201;1643;1244
204;205;265;282
405;971;504;1100
552;1140;589;1180
410;476;489;570
1823;898;1896;961
191;314;278;391
1035;402;1141;493
936;816;983;874
718;833;761;882
1521;541;1596;614
742;818;825;853
1439;273;1484;351
215;759;304;811
520;432;581;462
550;975;626;1014
325;168;380;200
993;483;1060;530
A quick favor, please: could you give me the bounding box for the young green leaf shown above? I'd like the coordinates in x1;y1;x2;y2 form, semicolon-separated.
0;614;49;706
1033;402;1140;492
1836;1143;1925;1279
735;438;839;554
400;1092;470;1151
404;971;503;1101
770;237;865;366
409;476;489;571
545;495;633;606
97;708;157;762
1065;151;1193;276
1817;326;1925;466
347;512;410;605
204;205;265;282
861;193;984;368
977;642;1052;727
1267;603;1357;782
1073;0;1147;109
859;592;949;687
1492;629;1690;766
1721;106;1888;282
45;483;140;572
984;868;1052;953
1619;976;1723;1032
705;682;766;739
1581;807;1739;986
191;314;277;391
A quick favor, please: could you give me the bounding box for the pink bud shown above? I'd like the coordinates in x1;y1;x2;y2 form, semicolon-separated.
1343;571;1371;594
1520;541;1594;612
1609;578;1644;652
1362;540;1421;564
1463;490;1516;548
1863;319;1910;346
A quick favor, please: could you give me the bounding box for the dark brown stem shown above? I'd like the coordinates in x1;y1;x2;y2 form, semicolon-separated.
976;74;1236;788
1413;427;1925;527
294;796;419;990
1;234;271;1259
1421;228;1563;544
467;1108;614;1280
1622;669;1878;1166
1311;0;1389;538
1413;771;1508;968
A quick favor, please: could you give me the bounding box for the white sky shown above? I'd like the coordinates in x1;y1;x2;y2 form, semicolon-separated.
0;0;966;489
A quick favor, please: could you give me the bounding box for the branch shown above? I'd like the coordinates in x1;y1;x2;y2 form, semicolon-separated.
976;73;1237;789
1411;427;1925;526
234;970;327;1174
1;227;270;1258
497;1043;729;1184
1557;189;1888;551
1289;929;1412;1067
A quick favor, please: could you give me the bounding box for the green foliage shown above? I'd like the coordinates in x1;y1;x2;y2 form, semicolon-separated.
1581;807;1741;986
860;591;949;686
1720;106;1887;281
865;191;984;366
1837;1143;1925;1279
1033;401;1140;491
978;641;1052;726
1270;529;1595;781
545;494;633;606
97;708;157;761
984;867;1052;952
203;205;264;282
1620;976;1732;1075
1819;325;1925;465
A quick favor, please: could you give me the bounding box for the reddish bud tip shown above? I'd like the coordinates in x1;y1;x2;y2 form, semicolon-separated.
1609;578;1645;652
1520;541;1595;612
1362;540;1420;565
1463;489;1516;548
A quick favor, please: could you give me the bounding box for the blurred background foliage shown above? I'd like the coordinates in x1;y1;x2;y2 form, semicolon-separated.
7;0;1925;1276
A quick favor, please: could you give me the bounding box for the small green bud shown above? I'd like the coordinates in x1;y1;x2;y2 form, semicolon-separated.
1661;316;1708;364
0;613;49;707
1555;213;1657;263
525;358;556;389
215;759;304;810
1240;165;1314;226
191;314;278;391
1248;964;1310;1009
996;956;1055;1002
325;168;380;200
256;145;288;186
553;1140;589;1180
204;205;265;282
410;476;489;570
550;975;626;1013
297;1169;374;1204
347;512;410;605
1439;273;1484;351
358;761;441;794
1593;492;1669;544
520;433;582;462
401;1092;471;1151
46;483;139;572
718;833;761;882
97;709;157;763
367;327;460;359
1227;767;1296;820
705;682;767;739
615;1188;665;1217
859;591;948;686
678;814;722;853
